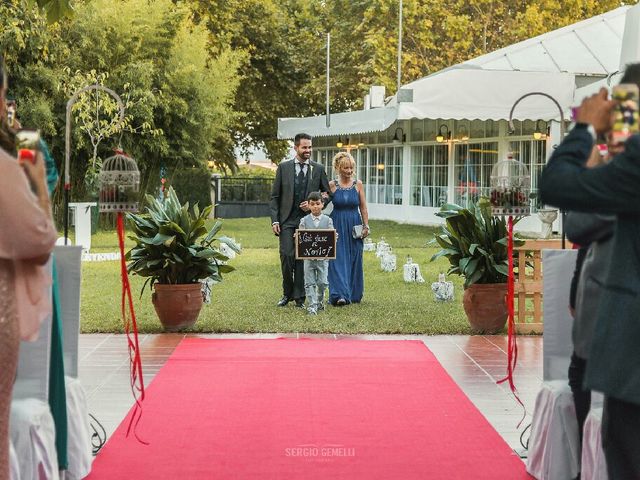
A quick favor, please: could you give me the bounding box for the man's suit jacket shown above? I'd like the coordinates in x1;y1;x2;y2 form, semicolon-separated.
270;159;330;225
565;212;616;359
540;127;640;405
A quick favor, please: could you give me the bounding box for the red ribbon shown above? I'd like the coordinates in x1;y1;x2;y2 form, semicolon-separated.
117;212;148;444
497;215;526;426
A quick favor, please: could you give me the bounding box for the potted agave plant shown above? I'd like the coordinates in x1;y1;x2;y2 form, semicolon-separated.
126;187;240;331
430;197;523;333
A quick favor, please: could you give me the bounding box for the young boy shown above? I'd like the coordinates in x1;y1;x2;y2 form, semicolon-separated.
298;191;334;315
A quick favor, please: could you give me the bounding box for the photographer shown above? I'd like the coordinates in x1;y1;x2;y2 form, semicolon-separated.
540;68;640;478
0;58;57;479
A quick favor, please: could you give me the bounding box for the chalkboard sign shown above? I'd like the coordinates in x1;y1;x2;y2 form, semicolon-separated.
295;229;337;260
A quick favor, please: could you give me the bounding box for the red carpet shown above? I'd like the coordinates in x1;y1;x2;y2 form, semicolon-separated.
88;338;530;479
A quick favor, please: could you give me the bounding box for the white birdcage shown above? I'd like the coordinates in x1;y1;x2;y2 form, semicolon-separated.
489;153;530;216
98;151;140;212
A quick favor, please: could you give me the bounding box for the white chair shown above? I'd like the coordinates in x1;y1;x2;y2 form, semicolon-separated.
55;246;92;480
10;398;59;480
10;439;20;480
64;377;92;480
581;404;608;480
526;249;580;479
11;307;60;480
55;246;83;379
541;249;577;382
527;380;581;479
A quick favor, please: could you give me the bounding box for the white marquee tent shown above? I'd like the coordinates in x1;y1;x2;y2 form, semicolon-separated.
279;6;631;139
277;5;640;231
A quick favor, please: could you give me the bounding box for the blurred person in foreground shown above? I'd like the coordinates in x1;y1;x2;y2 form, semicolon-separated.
564;147;615;458
0;58;57;478
8;85;69;473
539;70;640;478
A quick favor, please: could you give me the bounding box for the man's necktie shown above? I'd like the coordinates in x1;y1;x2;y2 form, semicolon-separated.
297;163;306;182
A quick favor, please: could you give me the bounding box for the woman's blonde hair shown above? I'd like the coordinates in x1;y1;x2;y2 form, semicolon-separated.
333;151;355;174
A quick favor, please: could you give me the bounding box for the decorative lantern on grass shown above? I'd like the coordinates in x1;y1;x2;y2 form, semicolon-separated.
98;150;140;213
489;154;530;217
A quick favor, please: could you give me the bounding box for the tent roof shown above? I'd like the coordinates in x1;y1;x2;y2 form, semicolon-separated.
278;69;576;139
462;6;629;76
278;106;397;140
396;69;575;122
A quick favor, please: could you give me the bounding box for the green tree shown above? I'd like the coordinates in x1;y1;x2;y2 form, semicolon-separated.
358;0;636;91
27;0;73;23
0;1;61;136
3;0;243;209
189;0;301;164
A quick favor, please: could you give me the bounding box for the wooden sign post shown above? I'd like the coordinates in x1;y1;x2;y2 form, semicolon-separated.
295;229;337;260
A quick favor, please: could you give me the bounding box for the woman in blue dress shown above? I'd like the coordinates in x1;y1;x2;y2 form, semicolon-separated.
328;152;370;306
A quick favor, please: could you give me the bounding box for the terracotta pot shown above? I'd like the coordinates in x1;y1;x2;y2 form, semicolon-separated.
152;283;203;332
462;283;508;334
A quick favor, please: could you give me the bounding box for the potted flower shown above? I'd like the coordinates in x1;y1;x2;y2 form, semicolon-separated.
430;197;523;333
126;187;240;331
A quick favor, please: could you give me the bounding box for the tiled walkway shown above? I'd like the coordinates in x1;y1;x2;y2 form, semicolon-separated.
79;333;542;453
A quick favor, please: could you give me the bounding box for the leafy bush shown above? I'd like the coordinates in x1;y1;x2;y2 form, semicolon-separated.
126;187;240;293
430;198;523;288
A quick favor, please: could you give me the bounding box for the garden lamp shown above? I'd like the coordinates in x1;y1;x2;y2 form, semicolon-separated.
392;127;406;143
436;125;450;142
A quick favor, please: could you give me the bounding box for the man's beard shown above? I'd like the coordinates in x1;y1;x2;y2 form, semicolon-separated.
299;151;311;160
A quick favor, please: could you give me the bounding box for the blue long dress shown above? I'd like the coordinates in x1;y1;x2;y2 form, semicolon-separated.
328;181;364;304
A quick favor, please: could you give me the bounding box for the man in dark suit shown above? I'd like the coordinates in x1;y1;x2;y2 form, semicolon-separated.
270;133;330;307
540;84;640;479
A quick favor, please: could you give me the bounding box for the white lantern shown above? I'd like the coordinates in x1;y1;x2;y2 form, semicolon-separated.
376;237;390;258
363;237;376;252
431;273;454;301
380;253;396;272
403;256;425;283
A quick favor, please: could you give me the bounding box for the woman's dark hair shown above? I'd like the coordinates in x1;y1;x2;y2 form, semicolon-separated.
0;56;17;153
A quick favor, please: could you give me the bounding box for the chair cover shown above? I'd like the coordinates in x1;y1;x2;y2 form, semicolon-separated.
526;380;580;479
13;314;52;402
9;439;20;480
9;398;59;480
581;407;608;480
65;377;92;480
542;249;577;381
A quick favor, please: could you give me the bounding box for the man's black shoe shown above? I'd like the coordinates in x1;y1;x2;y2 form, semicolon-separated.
336;298;347;306
277;296;291;307
294;300;305;308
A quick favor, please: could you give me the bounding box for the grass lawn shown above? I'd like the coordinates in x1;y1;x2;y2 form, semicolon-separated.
80;217;474;334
